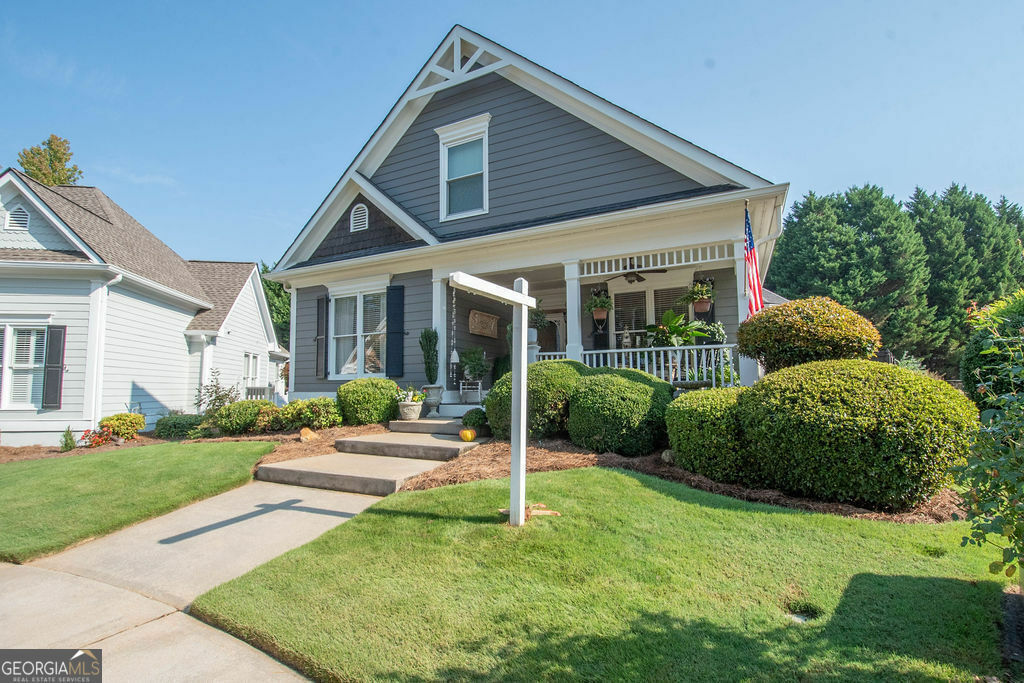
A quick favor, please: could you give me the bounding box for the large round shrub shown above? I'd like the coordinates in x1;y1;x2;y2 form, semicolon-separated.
737;297;881;373
153;414;204;440
737;360;978;511
214;400;274;435
484;360;589;439
666;388;748;483
336;378;399;425
567;373;673;457
99;412;147;440
960;288;1024;405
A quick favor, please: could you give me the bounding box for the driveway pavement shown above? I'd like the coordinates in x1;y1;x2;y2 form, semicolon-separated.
1;481;379;681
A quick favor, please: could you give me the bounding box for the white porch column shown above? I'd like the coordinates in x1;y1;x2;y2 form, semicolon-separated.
287;288;296;395
734;240;759;386
431;275;447;386
563;260;583;361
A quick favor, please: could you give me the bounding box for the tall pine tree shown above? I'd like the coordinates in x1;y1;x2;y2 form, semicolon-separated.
941;184;1018;305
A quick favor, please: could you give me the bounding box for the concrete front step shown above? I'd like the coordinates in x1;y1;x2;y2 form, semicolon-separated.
335;431;481;461
389;418;491;437
438;403;481;417
256;453;440;496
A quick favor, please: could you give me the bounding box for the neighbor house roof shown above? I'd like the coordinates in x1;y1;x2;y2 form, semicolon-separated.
762;288;790;306
11;169;208;301
186;260;257;331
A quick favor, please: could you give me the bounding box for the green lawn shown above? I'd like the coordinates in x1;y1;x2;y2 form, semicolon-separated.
0;441;275;562
192;468;1009;681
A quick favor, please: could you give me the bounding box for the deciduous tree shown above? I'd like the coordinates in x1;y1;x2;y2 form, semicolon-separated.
17;134;83;185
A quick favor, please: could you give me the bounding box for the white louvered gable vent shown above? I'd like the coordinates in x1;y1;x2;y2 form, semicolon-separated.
350;203;369;232
6;206;29;231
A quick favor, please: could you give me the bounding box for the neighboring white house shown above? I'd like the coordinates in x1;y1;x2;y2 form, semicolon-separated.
0;168;287;446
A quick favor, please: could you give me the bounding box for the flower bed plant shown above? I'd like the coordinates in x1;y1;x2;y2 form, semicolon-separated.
99;412;147;440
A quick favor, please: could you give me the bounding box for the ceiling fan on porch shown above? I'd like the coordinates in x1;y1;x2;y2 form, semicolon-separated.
603;257;667;284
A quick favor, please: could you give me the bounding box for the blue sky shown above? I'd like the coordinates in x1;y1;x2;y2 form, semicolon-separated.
2;1;1022;264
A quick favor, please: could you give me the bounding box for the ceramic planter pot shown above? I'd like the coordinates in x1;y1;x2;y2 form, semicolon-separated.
421;384;443;417
693;299;712;313
398;401;423;420
591;307;609;321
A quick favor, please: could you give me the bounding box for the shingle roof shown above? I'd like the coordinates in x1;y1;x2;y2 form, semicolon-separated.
11;169;209;301
185;260;257;331
0;248;91;262
762;288;790;306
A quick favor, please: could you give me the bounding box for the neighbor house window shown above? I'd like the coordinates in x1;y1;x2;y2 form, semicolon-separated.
2;327;46;408
349;203;369;232
330;291;386;378
435;113;490;221
242;352;258;387
4;206;29;231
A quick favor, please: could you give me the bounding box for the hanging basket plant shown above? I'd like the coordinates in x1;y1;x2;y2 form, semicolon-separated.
680;281;714;313
584;292;613;321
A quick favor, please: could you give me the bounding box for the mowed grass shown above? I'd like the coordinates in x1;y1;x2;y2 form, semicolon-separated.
193;468;1009;681
0;441;275;562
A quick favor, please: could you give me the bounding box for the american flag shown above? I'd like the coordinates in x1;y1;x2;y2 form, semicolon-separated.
744;206;764;317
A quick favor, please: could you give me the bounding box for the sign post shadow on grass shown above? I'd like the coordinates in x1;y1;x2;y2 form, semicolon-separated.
449;271;535;527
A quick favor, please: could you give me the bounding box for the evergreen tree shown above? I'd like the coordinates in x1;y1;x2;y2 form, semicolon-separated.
941;184;1018;305
995;196;1024;282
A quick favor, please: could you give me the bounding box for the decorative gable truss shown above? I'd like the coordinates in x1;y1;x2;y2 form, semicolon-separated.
412;34;508;97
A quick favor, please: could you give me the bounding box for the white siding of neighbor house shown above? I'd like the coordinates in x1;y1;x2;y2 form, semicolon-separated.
0;277;93;445
102;283;198;425
209;275;273;398
0;186;77;251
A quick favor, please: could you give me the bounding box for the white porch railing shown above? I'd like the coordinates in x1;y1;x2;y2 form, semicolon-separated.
531;344;739;387
244;384;273;401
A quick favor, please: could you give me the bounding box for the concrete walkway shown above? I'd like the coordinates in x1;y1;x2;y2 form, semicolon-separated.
2;481;379;681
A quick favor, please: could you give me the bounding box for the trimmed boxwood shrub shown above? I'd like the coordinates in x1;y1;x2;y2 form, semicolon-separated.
99;412;147;440
336;378;399;425
737;297;881;373
214;400;274;435
484;360;590;439
567;373;673;457
279;397;343;430
737;360;979;511
960;288;1024;405
666;388;747;483
461;407;487;428
153;414;204;440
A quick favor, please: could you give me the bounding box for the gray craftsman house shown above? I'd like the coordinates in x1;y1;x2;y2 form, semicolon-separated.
0;168;287;445
270;26;788;408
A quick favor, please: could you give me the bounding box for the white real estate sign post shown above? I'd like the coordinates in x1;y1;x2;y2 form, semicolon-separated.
449;271;536;527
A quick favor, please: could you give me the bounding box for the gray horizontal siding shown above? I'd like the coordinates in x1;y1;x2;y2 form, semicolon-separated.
372;72;702;240
293;271;433;394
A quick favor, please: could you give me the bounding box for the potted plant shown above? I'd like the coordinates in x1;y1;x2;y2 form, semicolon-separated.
645;310;709;347
679;281;714;313
419;328;443;417
396;386;426;420
584;292;613;321
458;346;489;403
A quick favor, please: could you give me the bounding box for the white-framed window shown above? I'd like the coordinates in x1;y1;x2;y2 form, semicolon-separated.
435;113;490;221
4;205;30;231
1;326;47;408
350;203;369;232
329;288;386;379
242;352;259;387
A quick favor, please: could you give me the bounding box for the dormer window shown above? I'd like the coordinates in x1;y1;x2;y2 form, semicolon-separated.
5;206;29;231
435;113;490;221
350;203;369;232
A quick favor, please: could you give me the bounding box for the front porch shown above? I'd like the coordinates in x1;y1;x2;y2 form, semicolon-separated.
435;240;756;397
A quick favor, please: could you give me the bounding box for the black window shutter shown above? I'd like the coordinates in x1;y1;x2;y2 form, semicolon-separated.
315;296;329;379
41;325;66;409
386;285;404;378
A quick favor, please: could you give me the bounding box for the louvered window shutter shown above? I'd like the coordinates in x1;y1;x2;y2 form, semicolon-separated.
350;204;369;232
385;285;404;378
42;326;66;409
315;296;329;379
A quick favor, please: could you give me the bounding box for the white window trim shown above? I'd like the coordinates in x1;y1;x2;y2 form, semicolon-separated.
3;203;30;232
0;324;47;411
435;113;491;222
349;203;369;232
327;288;388;381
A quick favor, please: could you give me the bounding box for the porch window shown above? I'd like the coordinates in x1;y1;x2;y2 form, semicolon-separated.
613;292;646;348
654;287;687;321
435;113;490;221
3;327;46;408
330;291;386;378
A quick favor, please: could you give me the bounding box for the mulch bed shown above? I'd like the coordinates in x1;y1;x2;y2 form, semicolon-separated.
401;439;962;524
0;424;386;467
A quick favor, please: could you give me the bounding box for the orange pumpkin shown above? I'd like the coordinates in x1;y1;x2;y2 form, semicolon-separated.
459;427;477;442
